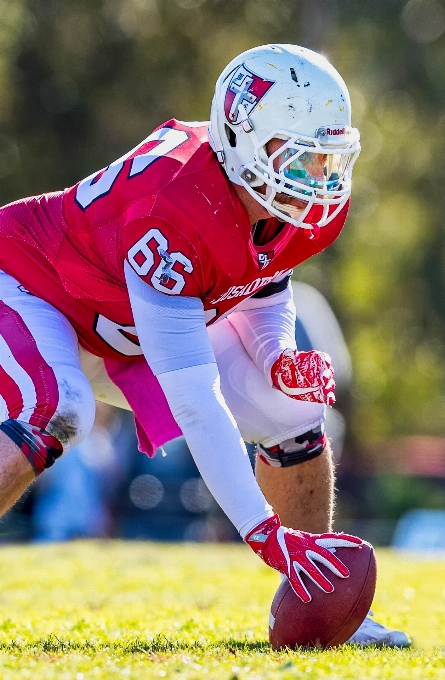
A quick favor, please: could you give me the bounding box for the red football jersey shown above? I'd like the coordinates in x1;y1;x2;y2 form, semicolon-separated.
0;120;348;361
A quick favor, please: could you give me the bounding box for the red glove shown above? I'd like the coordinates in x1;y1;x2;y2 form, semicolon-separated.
245;515;363;603
271;349;336;406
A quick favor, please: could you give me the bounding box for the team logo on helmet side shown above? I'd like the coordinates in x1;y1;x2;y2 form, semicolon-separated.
224;64;275;125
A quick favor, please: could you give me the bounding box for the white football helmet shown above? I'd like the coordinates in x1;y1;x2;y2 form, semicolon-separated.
208;44;360;230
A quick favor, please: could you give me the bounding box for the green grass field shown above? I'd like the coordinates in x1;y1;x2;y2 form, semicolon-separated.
0;542;443;678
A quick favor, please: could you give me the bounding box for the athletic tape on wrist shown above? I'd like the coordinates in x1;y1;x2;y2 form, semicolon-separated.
0;419;63;476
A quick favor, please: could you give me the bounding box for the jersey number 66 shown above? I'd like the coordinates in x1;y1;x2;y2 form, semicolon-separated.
127;228;193;295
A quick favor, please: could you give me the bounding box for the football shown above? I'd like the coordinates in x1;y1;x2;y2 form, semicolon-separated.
269;542;377;649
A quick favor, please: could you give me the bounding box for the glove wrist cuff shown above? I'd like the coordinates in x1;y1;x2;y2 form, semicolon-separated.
245;514;280;553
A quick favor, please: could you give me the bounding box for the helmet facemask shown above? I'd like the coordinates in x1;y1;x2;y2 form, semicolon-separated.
239;123;360;229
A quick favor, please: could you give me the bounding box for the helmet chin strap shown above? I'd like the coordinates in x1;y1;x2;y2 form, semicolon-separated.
272;203;320;239
271;199;304;221
264;183;311;225
263;190;320;239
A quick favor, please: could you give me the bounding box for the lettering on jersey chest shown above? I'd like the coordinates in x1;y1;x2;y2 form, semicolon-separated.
204;267;289;324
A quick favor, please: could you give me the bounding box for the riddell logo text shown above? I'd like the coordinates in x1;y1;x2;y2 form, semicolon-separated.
210;269;288;304
326;127;345;136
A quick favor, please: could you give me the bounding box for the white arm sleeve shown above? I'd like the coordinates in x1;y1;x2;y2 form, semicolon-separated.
228;282;298;385
125;262;272;537
157;364;273;537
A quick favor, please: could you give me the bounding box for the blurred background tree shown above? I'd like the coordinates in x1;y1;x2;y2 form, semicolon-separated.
1;0;445;539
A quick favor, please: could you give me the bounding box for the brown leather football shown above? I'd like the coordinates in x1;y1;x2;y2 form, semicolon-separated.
269;542;377;649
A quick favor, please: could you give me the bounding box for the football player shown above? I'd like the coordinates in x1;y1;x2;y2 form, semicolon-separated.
0;44;408;645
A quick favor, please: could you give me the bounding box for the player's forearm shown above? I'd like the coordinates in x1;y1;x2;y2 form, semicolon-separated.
157;363;273;537
228;296;297;384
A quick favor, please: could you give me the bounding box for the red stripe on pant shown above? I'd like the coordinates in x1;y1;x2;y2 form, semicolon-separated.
0;365;24;418
0;301;59;429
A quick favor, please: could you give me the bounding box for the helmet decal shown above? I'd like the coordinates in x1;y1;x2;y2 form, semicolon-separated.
224;64;275;125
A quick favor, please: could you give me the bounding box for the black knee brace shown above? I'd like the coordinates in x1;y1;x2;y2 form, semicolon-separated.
257;425;327;468
0;419;63;476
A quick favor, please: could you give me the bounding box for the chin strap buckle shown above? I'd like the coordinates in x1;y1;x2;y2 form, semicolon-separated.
237;104;254;133
241;118;254;133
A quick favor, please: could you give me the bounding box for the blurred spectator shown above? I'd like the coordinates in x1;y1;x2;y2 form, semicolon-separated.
115;434;237;543
392;509;445;552
32;403;127;541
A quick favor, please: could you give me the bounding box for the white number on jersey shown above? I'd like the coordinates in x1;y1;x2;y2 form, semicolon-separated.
93;314;143;356
75;128;189;210
127;228;193;295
